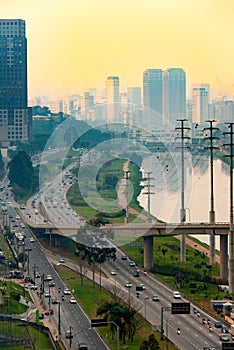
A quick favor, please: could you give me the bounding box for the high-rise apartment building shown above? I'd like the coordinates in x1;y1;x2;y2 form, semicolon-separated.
191;84;210;124
143;69;162;115
127;87;141;107
162;68;186;125
105;76;120;122
0;19;31;144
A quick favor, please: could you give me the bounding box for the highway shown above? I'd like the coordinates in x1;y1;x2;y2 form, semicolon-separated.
0;191;108;350
0;172;231;350
101;249;225;350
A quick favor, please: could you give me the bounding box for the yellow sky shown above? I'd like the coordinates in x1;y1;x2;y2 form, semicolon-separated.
1;0;234;98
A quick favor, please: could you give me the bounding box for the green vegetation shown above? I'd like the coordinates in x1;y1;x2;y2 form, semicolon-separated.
123;236;229;303
0;232;15;270
0;151;4;179
67;158;127;223
0;281;30;314
67;158;155;224
0;320;54;350
57;265;176;350
8;151;39;201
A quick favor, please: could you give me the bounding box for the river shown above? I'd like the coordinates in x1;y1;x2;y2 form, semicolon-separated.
138;153;231;250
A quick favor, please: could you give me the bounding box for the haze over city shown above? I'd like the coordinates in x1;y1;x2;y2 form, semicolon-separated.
2;0;234;98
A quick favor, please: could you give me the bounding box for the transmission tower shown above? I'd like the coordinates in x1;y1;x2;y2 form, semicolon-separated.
223;123;234;292
204;119;219;265
143;171;155;223
175;119;191;262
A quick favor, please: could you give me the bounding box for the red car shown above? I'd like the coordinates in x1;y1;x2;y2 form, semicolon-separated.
44;309;54;316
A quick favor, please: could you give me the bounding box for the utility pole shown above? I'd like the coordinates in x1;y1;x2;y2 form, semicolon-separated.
175;119;190;262
143;171;155;223
223;123;234;293
204;120;219;265
32;263;38;283
125;170;130;223
58;301;61;336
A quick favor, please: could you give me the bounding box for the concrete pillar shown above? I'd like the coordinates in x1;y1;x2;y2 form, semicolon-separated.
220;235;228;282
144;236;154;271
209;211;216;265
228;228;234;293
209;233;215;266
180;234;186;262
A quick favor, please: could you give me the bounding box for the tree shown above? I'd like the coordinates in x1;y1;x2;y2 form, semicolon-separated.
0;150;4;178
76;225;116;287
8;151;34;191
139;334;160;350
96;301;136;344
17;252;28;269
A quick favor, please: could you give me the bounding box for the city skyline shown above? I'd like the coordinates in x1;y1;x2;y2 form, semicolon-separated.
2;0;234;98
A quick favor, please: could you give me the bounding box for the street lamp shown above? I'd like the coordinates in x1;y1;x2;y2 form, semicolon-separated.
91;320;120;350
24;248;32;275
144;297;149;338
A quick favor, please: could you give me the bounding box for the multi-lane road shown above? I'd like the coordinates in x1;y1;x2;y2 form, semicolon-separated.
0;173;231;350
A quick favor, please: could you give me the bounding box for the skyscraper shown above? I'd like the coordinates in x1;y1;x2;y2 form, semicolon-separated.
105;76;120;122
127;87;141;107
192;84;210;124
162;68;186;125
0;19;31;144
143;69;162;115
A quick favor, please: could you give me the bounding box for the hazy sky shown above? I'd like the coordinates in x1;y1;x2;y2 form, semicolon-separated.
2;0;234;98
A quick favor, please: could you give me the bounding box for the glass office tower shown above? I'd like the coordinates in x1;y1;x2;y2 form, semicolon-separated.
0;19;31;144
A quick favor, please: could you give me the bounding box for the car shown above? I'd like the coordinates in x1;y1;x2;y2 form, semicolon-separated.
15;215;20;220
129;261;136;267
173;291;181;299
152;295;160;301
20;223;26;228
222;326;229;333
45;274;52;281
24;276;33;283
70;296;77;304
133;270;140;277
65;330;73;339
48;281;55;287
29;237;35;243
38;313;44;320
215;321;223;328
111;270;117;275
121;255;127;260
59;258;65;263
30;284;38;290
78;343;88;349
64;288;71;295
44;290;50;298
51;297;58;304
35;272;41;278
139;284;146;290
44;308;54;316
220;334;230;342
125;281;132;288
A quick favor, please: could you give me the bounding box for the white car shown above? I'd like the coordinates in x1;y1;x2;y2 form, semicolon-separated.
111;270;117;275
129;261;136;267
70;296;77;304
64;288;71;295
173;291;181;299
45;274;52;281
30;237;35;243
44;290;50;298
125;281;132;288
59;258;65;263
